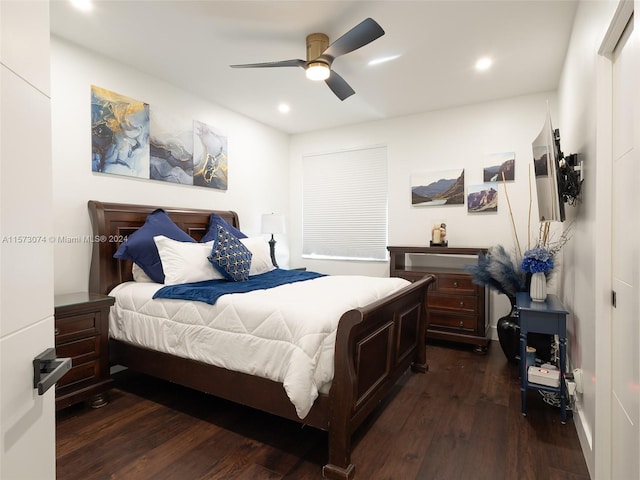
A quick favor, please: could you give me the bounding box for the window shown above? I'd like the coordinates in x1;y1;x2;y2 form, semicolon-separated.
302;145;388;261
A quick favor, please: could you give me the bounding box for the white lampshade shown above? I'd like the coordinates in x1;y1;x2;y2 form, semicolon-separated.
305;62;330;81
261;213;285;234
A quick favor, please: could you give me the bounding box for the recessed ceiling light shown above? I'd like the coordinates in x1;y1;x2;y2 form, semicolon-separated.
368;54;401;66
278;103;290;114
70;0;93;11
475;57;493;71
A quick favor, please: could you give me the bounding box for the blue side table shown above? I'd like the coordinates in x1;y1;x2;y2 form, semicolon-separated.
516;292;569;424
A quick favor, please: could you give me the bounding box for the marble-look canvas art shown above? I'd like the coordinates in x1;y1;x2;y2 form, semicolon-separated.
91;85;149;178
193;120;228;190
149;109;194;184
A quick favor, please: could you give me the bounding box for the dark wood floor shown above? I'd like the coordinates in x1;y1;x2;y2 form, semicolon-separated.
56;340;590;480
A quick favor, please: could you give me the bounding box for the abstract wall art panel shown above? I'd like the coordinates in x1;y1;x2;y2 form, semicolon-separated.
149;109;194;184
193;120;228;190
411;169;465;206
91;85;150;178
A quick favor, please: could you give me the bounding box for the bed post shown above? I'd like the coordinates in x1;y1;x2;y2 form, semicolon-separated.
322;309;360;480
411;281;429;374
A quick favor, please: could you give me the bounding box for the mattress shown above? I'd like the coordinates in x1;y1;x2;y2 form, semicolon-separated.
109;275;410;419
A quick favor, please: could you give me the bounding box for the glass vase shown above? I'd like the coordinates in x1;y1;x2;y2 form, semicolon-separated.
529;271;547;302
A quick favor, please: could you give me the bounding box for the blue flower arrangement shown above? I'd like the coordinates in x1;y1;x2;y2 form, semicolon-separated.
521;247;555;273
466;245;526;298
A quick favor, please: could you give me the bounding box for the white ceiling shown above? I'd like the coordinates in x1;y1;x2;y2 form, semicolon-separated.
50;0;579;134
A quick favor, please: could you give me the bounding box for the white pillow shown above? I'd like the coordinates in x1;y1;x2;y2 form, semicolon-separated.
132;262;155;283
153;235;224;285
240;236;276;276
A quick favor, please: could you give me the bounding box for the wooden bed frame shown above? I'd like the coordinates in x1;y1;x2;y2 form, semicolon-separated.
87;200;434;479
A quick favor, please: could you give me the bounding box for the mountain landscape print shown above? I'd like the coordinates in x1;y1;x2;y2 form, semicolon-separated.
483;152;515;182
467;183;498;213
411;169;465;206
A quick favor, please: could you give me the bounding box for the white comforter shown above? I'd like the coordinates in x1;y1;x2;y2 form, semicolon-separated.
109;275;410;419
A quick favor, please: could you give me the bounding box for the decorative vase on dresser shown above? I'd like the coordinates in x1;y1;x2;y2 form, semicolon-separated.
529;271;547;302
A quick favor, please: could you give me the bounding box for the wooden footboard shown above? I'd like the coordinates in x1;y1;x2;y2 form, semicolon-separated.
323;274;434;479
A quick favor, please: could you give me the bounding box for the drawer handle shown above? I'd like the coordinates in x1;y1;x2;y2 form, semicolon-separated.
459;301;464;307
459;321;464;327
54;328;60;336
453;281;459;287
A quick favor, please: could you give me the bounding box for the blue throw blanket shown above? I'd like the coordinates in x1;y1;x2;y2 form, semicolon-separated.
153;268;325;305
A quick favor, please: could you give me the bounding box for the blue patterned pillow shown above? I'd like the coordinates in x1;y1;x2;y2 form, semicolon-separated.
207;225;252;282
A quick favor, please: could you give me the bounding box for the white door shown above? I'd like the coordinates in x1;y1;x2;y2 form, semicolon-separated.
611;12;640;480
0;1;56;479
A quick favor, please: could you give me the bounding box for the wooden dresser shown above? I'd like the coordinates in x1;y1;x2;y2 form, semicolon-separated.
387;246;489;352
54;292;114;409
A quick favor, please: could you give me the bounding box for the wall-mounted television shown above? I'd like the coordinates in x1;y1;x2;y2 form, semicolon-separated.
532;112;566;222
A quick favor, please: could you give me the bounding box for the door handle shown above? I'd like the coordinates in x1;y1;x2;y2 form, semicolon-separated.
33;348;71;395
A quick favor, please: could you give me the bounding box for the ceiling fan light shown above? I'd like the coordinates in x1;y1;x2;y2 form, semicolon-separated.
306;62;330;81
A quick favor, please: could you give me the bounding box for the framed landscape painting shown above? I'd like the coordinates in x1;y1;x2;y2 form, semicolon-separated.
467;183;498;213
411;169;465;206
483;152;515;182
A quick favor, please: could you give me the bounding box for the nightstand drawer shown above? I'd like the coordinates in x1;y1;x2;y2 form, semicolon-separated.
54;292;114;409
55;312;100;342
427;294;478;313
428;312;477;332
436;275;477;294
57;336;100;363
56;360;99;389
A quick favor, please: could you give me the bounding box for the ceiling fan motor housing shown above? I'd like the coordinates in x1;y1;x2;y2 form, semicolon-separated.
306;33;329;64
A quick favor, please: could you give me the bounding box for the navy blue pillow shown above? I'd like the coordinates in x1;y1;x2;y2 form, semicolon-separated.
201;213;246;243
114;209;195;283
207;225;252;282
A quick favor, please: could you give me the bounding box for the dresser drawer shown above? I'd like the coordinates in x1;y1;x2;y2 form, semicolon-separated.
427;293;478;313
435;275;477;294
428;312;477;332
55;312;100;343
56;360;100;389
57;336;100;364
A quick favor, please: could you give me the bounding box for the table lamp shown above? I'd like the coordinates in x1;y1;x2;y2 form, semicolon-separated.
261;213;285;267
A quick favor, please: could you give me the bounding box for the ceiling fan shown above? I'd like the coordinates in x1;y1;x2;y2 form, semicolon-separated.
230;18;385;101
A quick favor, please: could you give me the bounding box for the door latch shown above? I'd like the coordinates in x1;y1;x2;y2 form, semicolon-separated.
33;348;71;395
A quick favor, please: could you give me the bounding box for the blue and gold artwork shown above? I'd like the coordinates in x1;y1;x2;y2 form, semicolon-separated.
91;85;150;178
193;120;228;190
149;109;194;184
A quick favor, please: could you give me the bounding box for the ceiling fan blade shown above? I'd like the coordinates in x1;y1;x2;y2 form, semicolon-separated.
230;59;305;69
325;71;355;101
322;18;385;59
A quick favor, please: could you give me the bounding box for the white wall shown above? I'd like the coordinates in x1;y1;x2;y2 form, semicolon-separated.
289;92;559;330
51;37;291;295
556;1;620;477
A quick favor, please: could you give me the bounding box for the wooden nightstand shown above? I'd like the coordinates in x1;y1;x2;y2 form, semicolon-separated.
54;292;114;410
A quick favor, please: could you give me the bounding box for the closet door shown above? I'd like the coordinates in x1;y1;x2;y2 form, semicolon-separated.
0;1;55;479
611;12;640;480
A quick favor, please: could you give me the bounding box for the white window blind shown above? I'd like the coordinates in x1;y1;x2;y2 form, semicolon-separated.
303;145;388;261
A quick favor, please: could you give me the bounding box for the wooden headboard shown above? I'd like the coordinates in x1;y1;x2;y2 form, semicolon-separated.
87;200;241;295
